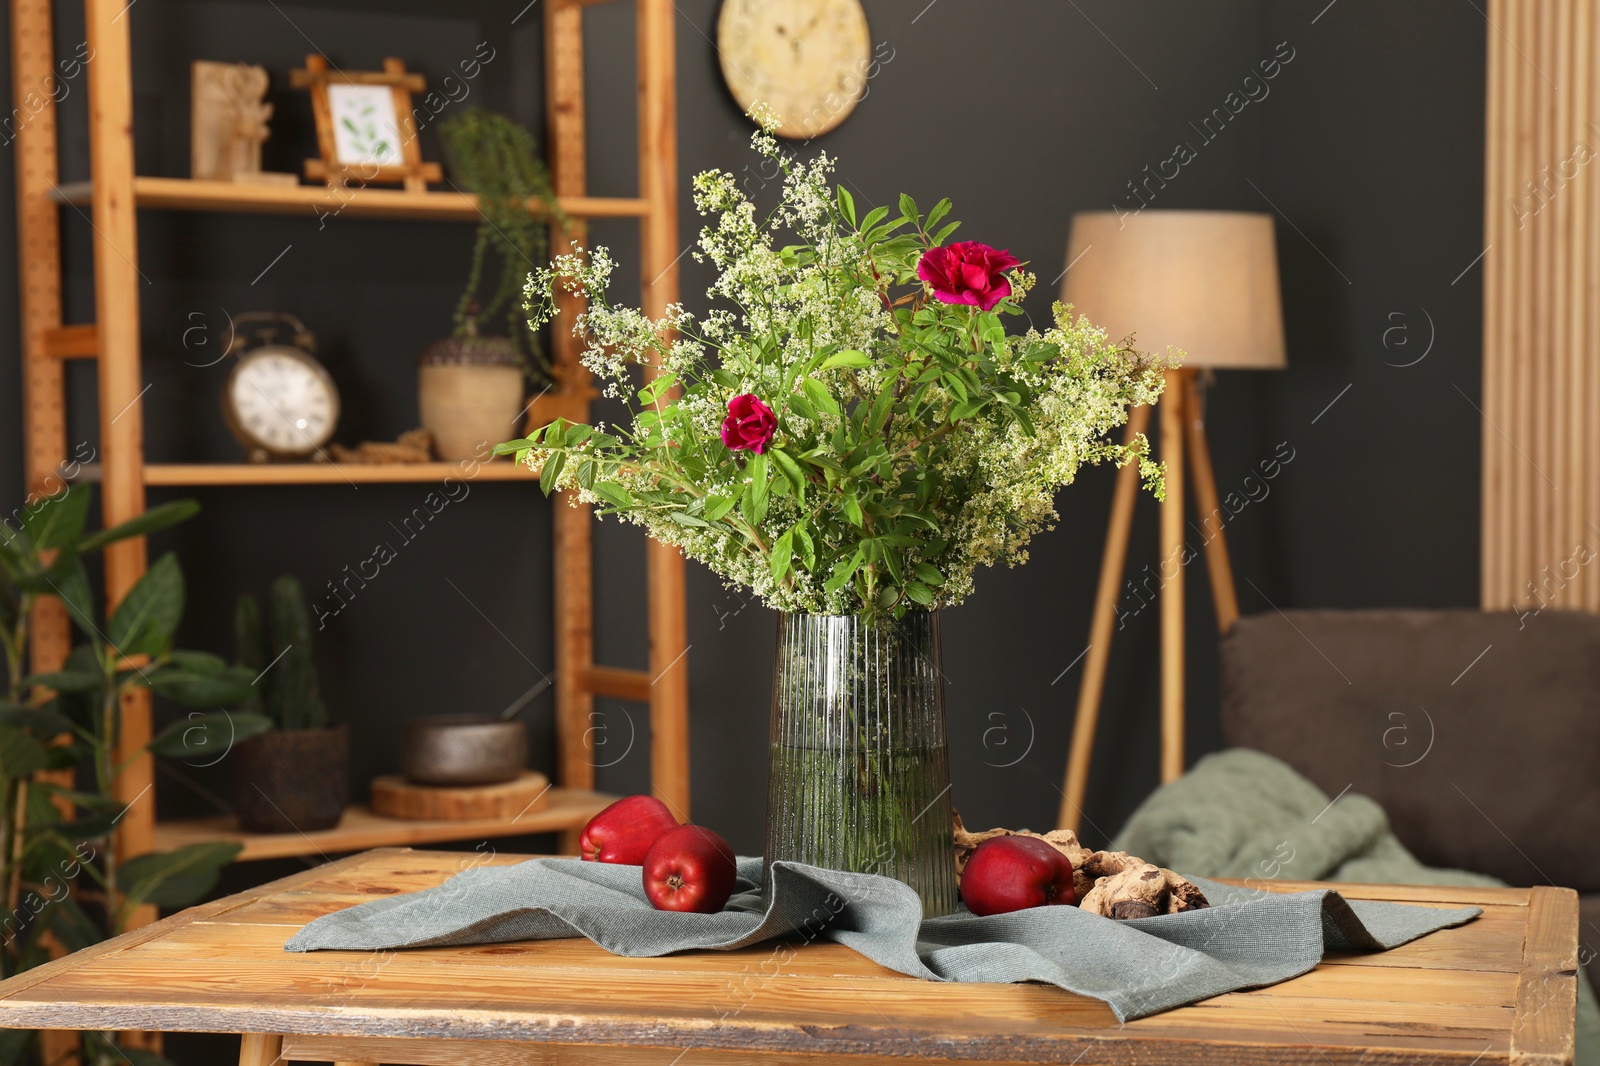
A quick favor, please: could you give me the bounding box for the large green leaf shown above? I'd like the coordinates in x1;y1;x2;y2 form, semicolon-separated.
107;552;183;657
76;499;200;554
0;701;75;737
35;895;101;956
118;842;243;908
44;558;99;645
48;809;122;845
0;725;50;779
21;669;103;695
148;710;272;760
144;664;256;707
20;485;90;552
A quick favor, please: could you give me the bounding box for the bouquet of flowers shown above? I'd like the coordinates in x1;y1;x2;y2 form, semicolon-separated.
502;109;1170;619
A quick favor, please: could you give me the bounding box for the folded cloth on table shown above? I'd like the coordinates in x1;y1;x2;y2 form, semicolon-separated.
286;853;1478;1023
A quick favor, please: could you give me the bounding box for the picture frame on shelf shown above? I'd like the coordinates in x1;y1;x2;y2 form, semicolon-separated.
290;55;443;192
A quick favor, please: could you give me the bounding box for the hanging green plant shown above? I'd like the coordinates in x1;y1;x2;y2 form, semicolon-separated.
439;107;567;386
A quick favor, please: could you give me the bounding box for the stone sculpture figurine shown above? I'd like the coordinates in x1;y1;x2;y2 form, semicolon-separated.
191;60;295;185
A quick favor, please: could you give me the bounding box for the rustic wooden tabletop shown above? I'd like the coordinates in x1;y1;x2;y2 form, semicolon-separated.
0;848;1577;1066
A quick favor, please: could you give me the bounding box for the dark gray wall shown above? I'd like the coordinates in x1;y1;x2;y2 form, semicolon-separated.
0;0;1483;874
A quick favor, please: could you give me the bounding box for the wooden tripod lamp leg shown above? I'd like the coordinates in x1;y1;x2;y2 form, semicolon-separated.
1183;373;1240;633
1059;402;1152;832
1159;369;1188;783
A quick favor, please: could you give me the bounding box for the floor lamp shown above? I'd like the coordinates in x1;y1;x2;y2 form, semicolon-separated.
1057;210;1286;833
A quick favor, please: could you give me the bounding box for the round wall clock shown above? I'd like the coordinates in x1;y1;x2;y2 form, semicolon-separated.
717;0;872;140
221;312;340;462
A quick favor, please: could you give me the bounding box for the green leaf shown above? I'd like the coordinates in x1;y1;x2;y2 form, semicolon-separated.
740;454;770;526
148;710;272;760
932;220;962;245
914;562;946;586
819;350;873;371
769;449;806;500
836;185;856;226
924;197;953;231
824;550;864;595
117;842;244;908
905;581;935;606
860;205;890;232
0;725;50;779
49;810;121;843
0;702;75;737
801;379;840;419
21;486;90;552
107;552;183;657
539;450;566;495
78;500;200;554
144;665;257;707
769;528;795;584
841;492;864;528
794;526;816;571
47;559;99;645
594;482;632;509
702;495;735;523
168;650;227;672
22;670;103;695
898;193;919;223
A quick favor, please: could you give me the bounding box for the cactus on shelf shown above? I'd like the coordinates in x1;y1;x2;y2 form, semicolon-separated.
235;575;328;731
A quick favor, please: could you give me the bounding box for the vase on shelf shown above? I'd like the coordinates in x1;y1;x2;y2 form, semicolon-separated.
764;611;959;918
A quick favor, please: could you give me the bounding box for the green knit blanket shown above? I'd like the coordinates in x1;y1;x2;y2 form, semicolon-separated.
1113;748;1597;1065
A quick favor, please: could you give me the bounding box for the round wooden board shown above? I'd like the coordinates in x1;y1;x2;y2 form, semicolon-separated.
369;771;551;821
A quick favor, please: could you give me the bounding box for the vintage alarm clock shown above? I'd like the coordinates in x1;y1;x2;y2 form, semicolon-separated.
221;312;340;462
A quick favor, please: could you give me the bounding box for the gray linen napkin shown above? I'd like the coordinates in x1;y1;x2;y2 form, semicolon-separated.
285;857;1479;1022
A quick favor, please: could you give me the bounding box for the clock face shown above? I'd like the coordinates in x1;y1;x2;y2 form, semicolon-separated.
717;0;872;140
226;347;338;459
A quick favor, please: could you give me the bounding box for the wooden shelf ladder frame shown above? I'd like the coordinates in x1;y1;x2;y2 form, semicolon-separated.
9;0;691;919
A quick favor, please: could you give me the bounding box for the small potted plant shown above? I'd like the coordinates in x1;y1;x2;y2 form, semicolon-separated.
419;108;581;459
231;575;348;833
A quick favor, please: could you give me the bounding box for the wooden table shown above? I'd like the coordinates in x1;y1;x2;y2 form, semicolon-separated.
0;848;1577;1066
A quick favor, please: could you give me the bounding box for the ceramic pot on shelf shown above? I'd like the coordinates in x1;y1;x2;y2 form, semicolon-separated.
417;333;526;461
233;723;350;833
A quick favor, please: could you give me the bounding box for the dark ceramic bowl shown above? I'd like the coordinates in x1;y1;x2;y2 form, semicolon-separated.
401;715;528;786
234;724;349;833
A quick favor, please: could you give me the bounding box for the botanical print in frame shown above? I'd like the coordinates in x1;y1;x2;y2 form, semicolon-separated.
326;82;403;167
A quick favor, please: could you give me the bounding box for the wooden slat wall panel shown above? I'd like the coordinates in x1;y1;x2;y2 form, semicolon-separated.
1482;0;1600;611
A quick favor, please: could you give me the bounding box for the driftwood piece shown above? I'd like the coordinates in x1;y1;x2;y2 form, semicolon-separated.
953;814;1208;919
329;428;433;464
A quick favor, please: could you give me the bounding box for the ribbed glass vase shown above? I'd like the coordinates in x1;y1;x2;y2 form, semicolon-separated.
764;611;959;918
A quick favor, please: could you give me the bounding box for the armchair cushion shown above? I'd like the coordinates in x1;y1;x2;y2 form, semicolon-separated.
1219;608;1600;894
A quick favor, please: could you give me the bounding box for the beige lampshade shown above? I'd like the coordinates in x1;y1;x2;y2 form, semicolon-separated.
1061;210;1286;369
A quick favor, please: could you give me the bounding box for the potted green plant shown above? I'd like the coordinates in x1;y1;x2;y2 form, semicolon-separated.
0;485;264;1065
230;576;348;833
419;108;576;460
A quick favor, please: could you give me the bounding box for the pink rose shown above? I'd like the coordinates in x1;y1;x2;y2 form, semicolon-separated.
916;241;1022;312
722;394;776;454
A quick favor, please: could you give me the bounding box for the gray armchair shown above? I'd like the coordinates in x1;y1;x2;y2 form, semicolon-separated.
1219;608;1600;986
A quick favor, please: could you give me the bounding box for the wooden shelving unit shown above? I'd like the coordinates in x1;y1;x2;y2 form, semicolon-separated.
11;0;689;911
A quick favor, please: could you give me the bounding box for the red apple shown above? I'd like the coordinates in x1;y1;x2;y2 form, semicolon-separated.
578;795;679;864
960;835;1077;916
642;825;737;913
